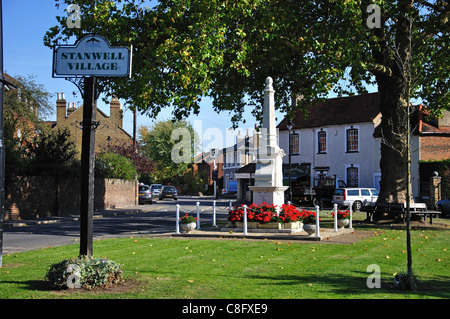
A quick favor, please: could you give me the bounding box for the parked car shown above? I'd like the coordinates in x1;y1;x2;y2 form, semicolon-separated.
436;197;450;216
222;181;237;198
138;184;152;204
159;185;178;200
150;184;163;202
332;188;379;211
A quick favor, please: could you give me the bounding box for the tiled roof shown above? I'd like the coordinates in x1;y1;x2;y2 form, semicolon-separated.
278;93;381;130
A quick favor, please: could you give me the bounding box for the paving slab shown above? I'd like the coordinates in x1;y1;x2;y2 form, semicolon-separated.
172;226;355;241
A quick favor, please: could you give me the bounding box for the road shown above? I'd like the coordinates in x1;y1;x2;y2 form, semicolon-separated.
2;197;234;254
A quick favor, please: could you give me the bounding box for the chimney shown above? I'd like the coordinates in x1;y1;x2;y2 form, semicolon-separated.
67;102;77;117
56;92;66;122
438;110;450;128
110;96;123;128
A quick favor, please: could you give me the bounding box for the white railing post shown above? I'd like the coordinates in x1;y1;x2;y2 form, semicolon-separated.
176;204;180;234
315;205;320;238
229;199;232;211
213;200;217;227
243;205;248;236
196;201;200;230
334;204;338;232
349;204;353;229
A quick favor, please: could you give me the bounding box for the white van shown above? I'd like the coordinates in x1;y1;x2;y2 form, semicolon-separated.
332;188;379;211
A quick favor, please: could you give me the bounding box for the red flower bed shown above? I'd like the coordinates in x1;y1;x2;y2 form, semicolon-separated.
331;210;350;219
228;202;316;224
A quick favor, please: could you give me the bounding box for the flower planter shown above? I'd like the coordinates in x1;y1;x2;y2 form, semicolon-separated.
303;224;316;236
282;221;302;230
337;218;349;229
235;222;258;229
234;221;303;230
258;222;282;229
181;222;197;233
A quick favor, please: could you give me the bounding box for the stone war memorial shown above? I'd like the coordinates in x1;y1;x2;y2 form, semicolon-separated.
249;77;288;208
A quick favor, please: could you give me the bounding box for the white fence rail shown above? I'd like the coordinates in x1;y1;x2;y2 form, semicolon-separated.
175;200;353;237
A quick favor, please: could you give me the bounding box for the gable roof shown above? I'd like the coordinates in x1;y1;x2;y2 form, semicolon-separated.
278;92;381;130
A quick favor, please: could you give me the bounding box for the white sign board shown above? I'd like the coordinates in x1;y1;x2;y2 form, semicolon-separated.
53;35;131;77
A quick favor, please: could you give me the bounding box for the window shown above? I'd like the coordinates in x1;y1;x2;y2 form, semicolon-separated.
361;189;370;196
290;133;299;155
346;127;359;152
318;130;327;153
346;166;359;187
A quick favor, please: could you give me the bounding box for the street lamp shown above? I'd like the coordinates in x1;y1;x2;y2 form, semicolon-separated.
286;120;294;203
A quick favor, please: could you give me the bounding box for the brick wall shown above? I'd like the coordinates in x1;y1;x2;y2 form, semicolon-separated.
5;176;137;220
420;135;450;161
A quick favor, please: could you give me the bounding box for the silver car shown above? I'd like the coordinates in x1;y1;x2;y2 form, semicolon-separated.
150;184;163;202
332;188;379;211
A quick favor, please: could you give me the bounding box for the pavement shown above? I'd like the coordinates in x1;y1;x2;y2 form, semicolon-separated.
2;206;145;228
173;226;356;242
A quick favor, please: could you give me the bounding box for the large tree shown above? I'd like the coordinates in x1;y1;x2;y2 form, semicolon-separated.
138;119;199;184
45;0;449;203
3;74;54;177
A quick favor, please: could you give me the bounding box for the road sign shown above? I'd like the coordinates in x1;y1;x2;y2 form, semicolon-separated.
53;34;131;78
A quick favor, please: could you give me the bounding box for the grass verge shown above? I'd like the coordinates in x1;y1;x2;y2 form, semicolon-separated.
0;222;448;299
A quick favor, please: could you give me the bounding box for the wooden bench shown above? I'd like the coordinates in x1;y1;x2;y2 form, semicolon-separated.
368;203;405;222
410;203;441;224
365;202;440;224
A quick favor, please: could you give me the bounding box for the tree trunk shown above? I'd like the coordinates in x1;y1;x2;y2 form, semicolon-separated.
376;74;411;205
375;2;414;206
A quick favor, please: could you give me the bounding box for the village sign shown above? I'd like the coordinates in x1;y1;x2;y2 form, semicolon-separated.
52;34;131;257
53;34;131;77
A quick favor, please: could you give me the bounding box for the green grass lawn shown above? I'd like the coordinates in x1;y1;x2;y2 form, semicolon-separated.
0;221;448;299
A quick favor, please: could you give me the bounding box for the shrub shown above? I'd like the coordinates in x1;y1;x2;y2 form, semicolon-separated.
331;210;350;220
95;152;137;181
180;213;198;224
45;255;123;290
393;271;421;291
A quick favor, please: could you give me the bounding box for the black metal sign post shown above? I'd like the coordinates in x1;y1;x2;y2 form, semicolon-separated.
79;76;96;256
53;34;131;257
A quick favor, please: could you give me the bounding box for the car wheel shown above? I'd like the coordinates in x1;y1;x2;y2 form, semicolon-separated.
353;201;363;211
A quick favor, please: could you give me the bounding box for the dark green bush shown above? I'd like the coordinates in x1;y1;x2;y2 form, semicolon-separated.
95;152;137;181
45;255;123;290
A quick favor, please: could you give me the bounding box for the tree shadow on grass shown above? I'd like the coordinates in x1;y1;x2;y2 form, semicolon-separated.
248;272;450;298
0;279;54;292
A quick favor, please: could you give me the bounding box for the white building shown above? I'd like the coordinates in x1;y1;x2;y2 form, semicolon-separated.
277;93;383;191
223;129;259;198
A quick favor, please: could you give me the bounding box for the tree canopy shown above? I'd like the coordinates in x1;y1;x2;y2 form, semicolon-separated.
138;119;199;183
45;0;449;203
46;0;448;121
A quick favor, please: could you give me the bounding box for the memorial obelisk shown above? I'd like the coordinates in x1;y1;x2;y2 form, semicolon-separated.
249;77;288;207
